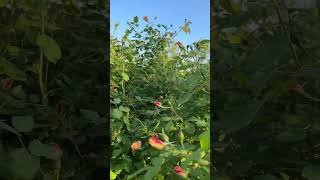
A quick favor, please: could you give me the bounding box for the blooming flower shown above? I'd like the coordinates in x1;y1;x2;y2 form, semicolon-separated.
149;134;166;150
153;101;162;108
143;16;148;22
131;141;141;151
174;166;187;177
2;78;13;91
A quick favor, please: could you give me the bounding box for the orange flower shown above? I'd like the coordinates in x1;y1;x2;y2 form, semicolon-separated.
176;41;183;47
149;134;166;150
131;141;141;151
2;78;13;91
174;166;187;177
153;101;162;108
143;16;148;22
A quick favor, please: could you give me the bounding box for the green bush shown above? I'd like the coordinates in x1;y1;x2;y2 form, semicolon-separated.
0;1;106;179
214;0;320;179
110;16;210;179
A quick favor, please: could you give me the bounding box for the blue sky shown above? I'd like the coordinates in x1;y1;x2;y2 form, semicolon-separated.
110;0;210;46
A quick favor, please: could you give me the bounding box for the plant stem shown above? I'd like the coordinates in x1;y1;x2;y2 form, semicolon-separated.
272;0;301;66
39;10;47;105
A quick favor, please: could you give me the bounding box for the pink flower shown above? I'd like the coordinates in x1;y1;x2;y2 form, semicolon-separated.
2;78;13;91
143;16;149;22
174;166;187;177
153;101;162;108
176;41;183;47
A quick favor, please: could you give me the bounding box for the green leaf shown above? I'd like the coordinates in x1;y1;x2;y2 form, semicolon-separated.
189;117;207;127
181;25;191;34
0;0;8;7
279;172;290;180
177;92;193;105
219;99;262;131
245;35;289;72
0;57;27;81
112;108;123;119
10;85;26;100
144;157;164;180
165;121;175;132
123;113;131;132
6;45;22;56
198;39;210;45
160;117;171;122
112;148;122;159
198;130;210;151
185;71;201;89
121;72;129;81
127;166;150;179
80;109;102;124
28;140;60;160
276;128;306;143
110;170;117;180
303;164;320;180
0;121;21;136
113;98;121;104
184;122;196;135
220;0;236;14
119;106;130;112
36;34;61;63
134;16;138;23
253;174;281;180
0;91;25;108
29;94;40;103
42;173;56;180
227;33;241;44
15;15;30;31
8;148;40;180
11;116;34;132
213;173;231;180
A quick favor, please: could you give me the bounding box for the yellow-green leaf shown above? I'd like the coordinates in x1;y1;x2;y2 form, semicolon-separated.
0;57;27;81
36;34;61;63
121;72;129;81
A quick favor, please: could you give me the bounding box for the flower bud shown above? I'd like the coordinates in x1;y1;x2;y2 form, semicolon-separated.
153;101;163;108
52;143;63;158
178;129;185;145
161;128;170;142
149;134;166;150
174;166;187;177
143;16;148;22
2;78;13;91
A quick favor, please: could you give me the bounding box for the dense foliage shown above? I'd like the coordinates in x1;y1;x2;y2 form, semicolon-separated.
0;1;107;179
110;17;210;179
213;0;320;179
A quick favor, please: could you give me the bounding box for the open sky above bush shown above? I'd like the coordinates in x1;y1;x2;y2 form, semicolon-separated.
110;0;210;45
